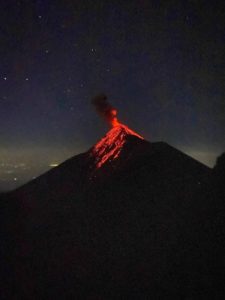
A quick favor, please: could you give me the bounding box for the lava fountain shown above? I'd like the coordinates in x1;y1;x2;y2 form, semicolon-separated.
91;94;144;168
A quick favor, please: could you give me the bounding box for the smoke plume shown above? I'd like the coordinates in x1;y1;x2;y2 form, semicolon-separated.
92;94;119;127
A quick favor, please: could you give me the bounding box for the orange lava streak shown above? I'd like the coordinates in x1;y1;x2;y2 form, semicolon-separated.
92;123;144;168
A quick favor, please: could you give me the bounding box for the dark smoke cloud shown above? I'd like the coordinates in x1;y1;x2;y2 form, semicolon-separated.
91;94;118;126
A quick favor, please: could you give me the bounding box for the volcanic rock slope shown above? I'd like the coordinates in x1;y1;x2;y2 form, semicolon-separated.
2;124;224;299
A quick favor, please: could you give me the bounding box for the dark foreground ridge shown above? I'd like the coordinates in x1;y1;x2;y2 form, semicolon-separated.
1;125;225;299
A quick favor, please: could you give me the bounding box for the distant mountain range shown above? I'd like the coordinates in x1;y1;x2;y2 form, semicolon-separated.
1;124;225;299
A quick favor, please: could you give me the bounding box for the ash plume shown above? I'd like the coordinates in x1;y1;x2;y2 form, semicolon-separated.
92;94;119;127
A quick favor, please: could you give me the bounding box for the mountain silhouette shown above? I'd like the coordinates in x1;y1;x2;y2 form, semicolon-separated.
1;124;224;299
12;124;210;200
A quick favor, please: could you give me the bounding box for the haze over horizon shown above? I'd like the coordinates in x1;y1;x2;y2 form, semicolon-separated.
0;128;222;192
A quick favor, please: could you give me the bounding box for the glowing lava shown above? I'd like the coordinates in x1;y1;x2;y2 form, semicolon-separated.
92;123;144;168
91;94;144;168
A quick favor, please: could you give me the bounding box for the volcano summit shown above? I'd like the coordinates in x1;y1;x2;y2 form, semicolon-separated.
91;123;144;168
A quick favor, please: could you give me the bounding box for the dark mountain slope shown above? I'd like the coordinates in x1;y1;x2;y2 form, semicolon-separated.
2;125;223;299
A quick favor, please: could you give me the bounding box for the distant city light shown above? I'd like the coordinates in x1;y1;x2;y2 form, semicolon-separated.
49;163;59;167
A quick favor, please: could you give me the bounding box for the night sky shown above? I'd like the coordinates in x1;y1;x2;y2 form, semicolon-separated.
1;0;225;191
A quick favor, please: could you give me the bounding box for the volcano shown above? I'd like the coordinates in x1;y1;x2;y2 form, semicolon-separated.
1;123;224;299
91;123;144;168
